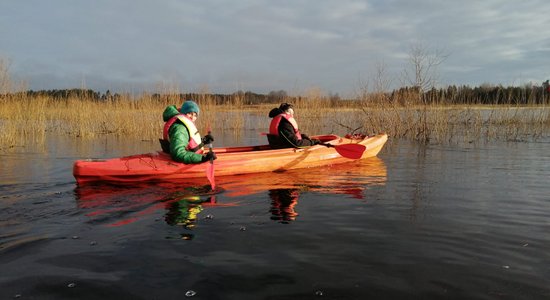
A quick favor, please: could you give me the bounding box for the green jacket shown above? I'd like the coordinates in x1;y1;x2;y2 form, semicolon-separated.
162;105;204;164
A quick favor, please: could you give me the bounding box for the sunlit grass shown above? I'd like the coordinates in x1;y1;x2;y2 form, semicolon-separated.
1;91;550;151
358;102;550;143
0;92;254;150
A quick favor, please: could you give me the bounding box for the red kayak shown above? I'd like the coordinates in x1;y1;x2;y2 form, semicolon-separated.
73;133;388;185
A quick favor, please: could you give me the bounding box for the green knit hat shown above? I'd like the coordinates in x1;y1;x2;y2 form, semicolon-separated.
180;100;200;115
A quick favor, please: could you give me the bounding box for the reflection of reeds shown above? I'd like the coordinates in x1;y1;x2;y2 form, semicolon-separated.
1;92;550;151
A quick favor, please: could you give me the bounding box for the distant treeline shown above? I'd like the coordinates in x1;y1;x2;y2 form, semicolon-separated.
6;89;294;104
417;83;550;105
4;82;550;105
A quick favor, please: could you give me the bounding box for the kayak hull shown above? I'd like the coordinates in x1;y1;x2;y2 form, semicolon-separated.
73;133;388;185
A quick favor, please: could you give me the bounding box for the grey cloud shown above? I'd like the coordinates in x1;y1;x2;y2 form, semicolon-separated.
2;0;550;96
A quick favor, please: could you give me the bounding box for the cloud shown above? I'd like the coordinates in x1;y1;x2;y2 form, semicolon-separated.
2;0;550;95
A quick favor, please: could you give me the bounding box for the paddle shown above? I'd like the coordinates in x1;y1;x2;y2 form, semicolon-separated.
262;131;366;159
320;142;366;160
205;129;216;190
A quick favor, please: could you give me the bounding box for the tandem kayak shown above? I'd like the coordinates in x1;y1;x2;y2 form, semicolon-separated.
73;133;388;185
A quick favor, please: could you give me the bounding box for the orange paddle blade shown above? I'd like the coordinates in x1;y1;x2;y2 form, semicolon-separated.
206;160;215;190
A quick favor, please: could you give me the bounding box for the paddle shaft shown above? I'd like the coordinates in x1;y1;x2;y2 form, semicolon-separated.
207;131;214;162
206;130;216;190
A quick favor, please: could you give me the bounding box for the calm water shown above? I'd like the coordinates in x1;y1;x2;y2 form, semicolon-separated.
1;132;550;300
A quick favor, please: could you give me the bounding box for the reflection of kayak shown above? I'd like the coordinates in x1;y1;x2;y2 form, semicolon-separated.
75;157;387;226
75;157;386;202
73;133;388;185
220;157;387;198
75;184;229;227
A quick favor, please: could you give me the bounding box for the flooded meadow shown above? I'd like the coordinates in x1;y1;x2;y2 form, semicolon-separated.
1;115;550;299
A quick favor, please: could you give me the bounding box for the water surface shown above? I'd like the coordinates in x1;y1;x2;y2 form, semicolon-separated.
1;133;549;299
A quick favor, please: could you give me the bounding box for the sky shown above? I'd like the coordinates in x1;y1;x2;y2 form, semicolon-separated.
1;0;549;97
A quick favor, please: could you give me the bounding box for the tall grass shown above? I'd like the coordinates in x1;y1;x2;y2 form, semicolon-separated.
0;91;251;150
1;91;550;151
358;101;550;144
0;95;47;149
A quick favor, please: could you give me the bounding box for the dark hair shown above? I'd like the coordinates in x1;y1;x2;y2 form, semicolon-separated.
269;107;282;118
279;103;293;112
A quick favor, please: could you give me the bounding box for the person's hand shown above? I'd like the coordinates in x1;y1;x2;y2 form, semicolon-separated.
202;151;217;162
202;134;214;145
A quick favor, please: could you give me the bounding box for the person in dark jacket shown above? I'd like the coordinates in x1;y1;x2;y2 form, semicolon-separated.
160;100;216;164
267;103;321;149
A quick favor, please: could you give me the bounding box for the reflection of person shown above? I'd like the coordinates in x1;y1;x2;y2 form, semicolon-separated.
267;103;321;149
269;189;300;223
160;100;216;164
164;196;204;229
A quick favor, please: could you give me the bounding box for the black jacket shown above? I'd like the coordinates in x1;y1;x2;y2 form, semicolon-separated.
267;108;317;149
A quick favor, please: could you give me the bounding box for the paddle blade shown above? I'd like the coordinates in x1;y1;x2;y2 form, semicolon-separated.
206;161;216;190
334;144;366;159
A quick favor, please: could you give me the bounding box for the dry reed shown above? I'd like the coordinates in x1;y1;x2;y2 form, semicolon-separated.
2;91;550;151
358;101;550;144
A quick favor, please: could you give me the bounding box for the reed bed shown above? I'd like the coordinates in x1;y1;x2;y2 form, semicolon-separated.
358;102;550;144
0;96;47;149
0;92;249;151
1;92;550;151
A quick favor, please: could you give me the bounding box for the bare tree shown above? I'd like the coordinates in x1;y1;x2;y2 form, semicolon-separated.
356;61;392;103
0;57;26;94
373;61;393;94
0;57;12;94
402;42;449;97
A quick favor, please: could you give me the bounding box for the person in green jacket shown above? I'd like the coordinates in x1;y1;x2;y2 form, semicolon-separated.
160;100;216;164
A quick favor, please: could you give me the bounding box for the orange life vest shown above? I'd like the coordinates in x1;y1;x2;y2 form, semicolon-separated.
269;113;302;140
